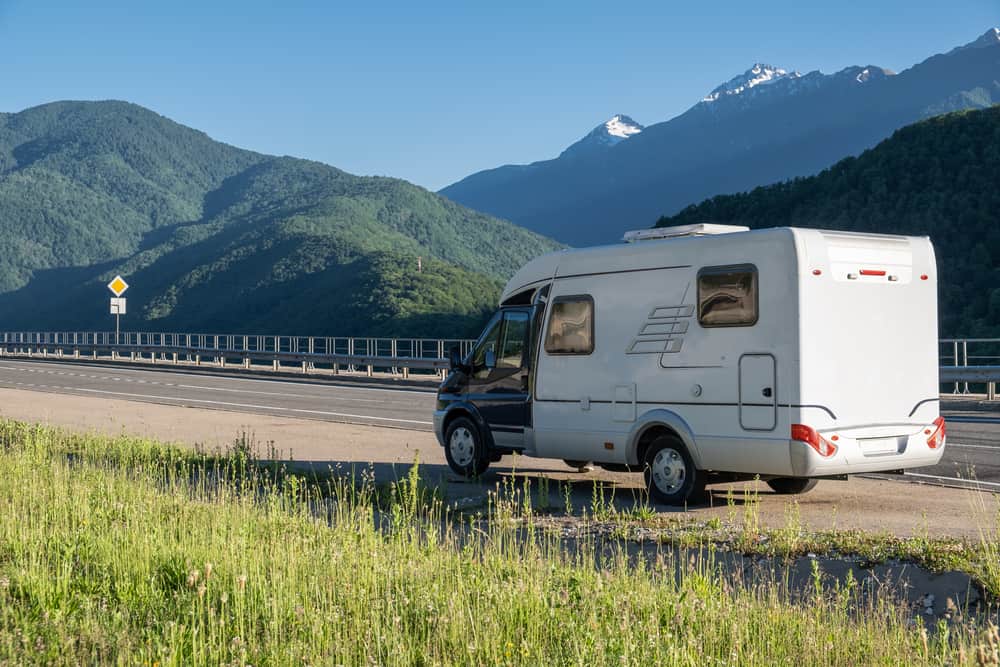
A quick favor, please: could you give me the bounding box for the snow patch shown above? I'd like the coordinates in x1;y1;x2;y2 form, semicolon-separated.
703;64;802;102
603;114;643;140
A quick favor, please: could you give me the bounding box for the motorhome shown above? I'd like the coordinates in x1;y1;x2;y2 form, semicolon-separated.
433;224;946;505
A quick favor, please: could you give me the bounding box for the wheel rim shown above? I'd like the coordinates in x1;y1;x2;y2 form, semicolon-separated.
650;447;687;495
449;427;475;467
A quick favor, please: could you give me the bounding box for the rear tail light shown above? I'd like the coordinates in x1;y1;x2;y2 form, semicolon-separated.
791;424;838;457
926;416;945;449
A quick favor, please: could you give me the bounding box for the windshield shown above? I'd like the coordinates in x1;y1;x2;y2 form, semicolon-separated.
471;312;502;375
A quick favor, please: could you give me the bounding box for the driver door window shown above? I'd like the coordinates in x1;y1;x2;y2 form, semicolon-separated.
498;311;529;368
471;310;530;381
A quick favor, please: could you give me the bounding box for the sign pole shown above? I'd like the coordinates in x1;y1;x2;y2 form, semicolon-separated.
107;276;130;347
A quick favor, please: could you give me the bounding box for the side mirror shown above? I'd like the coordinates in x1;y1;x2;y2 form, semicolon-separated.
448;346;463;371
484;348;497;370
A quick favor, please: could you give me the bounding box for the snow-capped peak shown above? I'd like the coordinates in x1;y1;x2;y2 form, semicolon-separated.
703;64;801;102
952;27;1000;53
559;114;644;158
603;114;643;140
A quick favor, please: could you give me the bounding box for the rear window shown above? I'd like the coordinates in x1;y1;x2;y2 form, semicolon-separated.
544;295;594;355
698;265;758;327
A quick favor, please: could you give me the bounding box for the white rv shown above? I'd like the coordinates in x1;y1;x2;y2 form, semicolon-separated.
433;224;946;505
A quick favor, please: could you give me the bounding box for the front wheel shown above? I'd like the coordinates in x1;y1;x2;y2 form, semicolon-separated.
444;417;490;478
767;478;818;495
643;435;706;506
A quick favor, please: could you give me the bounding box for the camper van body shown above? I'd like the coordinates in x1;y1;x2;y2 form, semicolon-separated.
433;226;946;503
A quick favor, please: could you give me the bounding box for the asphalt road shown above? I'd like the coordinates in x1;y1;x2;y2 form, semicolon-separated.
0;357;437;430
0;357;997;489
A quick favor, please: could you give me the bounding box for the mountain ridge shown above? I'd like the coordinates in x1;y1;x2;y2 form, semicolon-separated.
440;28;1000;246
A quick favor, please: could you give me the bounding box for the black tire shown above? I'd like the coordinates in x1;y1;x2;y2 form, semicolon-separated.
444;417;490;478
563;459;593;472
643;435;706;506
767;478;818;495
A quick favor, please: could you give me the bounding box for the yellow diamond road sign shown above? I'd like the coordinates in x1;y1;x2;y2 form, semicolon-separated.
107;275;129;297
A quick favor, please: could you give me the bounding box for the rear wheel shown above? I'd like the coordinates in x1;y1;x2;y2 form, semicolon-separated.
563;459;593;472
643;435;705;506
444;417;489;478
767;478;818;495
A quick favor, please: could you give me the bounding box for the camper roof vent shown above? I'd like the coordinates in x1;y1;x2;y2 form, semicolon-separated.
623;223;750;243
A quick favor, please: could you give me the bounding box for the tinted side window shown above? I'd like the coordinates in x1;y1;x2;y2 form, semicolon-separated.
499;311;529;368
544;296;594;355
697;265;758;327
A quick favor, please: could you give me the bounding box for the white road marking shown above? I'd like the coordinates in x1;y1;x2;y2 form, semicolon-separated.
60;386;433;426
902;472;1000;489
946;441;1000;451
0;361;435;396
172;383;401;403
0;362;425;405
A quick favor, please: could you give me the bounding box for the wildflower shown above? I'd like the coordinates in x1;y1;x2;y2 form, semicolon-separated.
187;570;200;588
237;575;247;590
0;576;9;590
204;562;213;580
197;584;207;599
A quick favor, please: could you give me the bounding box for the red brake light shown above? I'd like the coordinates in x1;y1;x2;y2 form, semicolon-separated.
926;416;945;449
791;424;838;457
859;269;886;276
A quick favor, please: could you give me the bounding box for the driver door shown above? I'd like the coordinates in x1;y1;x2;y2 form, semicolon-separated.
468;309;531;451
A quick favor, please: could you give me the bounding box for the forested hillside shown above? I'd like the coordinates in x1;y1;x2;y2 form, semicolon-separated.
0;101;560;336
654;106;1000;336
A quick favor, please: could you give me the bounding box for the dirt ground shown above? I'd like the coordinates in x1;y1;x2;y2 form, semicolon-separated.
0;386;996;539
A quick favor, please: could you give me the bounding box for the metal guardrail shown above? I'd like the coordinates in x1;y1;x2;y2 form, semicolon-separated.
3;331;1000;393
0;331;477;379
940;338;1000;399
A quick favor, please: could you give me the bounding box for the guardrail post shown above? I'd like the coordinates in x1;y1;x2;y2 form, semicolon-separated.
219;355;226;368
962;340;970;395
195;354;200;366
273;359;279;372
367;363;373;377
989;382;997;401
301;361;308;374
243;357;250;369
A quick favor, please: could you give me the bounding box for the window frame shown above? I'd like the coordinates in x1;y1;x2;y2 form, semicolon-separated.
543;294;595;356
697;264;759;329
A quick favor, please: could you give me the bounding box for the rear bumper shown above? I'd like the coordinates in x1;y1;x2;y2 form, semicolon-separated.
789;434;945;477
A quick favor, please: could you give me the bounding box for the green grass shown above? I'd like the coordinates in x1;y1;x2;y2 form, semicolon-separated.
0;419;994;665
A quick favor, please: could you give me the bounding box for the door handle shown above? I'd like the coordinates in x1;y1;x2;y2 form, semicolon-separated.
761;387;772;398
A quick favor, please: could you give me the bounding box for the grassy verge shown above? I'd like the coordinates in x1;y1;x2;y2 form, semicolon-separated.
0;419;994;664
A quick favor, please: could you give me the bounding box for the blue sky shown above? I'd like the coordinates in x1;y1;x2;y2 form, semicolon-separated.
1;1;997;190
